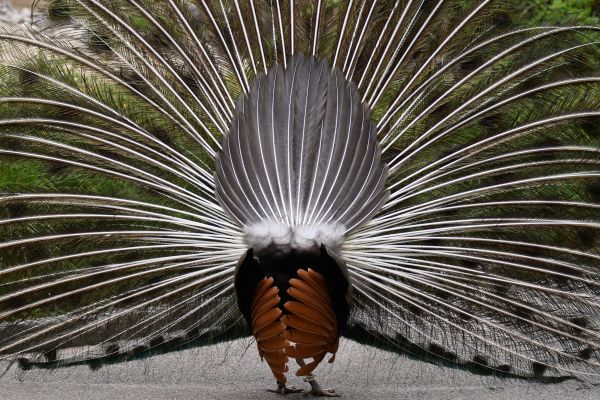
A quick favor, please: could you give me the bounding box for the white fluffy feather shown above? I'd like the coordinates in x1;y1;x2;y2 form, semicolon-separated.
244;221;346;256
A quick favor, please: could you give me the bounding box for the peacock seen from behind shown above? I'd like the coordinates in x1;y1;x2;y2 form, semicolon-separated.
1;0;600;396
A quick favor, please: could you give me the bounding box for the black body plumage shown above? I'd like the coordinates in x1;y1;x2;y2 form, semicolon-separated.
234;246;351;334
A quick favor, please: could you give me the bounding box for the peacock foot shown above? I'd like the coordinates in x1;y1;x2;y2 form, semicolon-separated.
304;388;340;397
267;382;303;395
303;375;340;397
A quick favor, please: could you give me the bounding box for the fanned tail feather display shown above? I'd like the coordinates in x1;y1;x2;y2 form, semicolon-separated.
0;0;599;385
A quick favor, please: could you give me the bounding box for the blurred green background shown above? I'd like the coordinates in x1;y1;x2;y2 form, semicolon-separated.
527;0;600;24
6;1;600;25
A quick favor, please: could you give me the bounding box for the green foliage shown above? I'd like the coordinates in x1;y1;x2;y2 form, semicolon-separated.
524;0;600;25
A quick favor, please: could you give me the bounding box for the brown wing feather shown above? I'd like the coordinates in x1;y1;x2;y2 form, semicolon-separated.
251;269;339;383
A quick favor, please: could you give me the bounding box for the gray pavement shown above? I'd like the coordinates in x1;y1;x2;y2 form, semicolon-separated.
1;339;599;399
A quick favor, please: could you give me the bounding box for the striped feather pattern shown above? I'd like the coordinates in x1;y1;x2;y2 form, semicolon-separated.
251;270;338;384
216;54;387;255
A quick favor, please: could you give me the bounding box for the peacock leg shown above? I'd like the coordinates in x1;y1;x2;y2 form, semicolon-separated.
267;382;303;395
296;360;340;397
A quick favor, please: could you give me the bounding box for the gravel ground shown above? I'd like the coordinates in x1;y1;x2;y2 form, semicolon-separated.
0;0;30;24
1;339;599;400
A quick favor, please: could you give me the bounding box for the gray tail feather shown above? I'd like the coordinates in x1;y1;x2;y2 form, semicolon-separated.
215;54;388;255
1;318;248;375
344;322;580;383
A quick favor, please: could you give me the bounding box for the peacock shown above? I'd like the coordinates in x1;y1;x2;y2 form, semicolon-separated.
1;0;600;396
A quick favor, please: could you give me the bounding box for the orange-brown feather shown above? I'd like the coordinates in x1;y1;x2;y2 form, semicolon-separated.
250;269;339;384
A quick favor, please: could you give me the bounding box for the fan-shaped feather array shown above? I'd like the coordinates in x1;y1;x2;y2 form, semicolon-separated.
0;0;599;385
